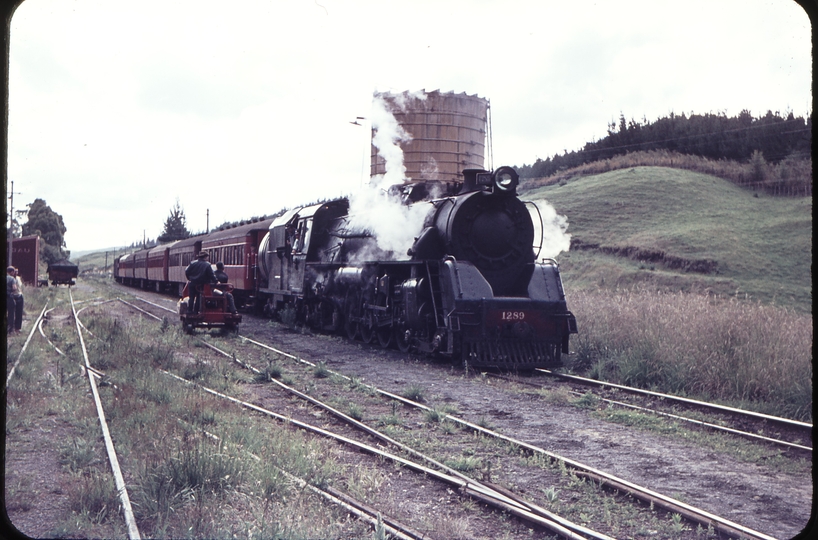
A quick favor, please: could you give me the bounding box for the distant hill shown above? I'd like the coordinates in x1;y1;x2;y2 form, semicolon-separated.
524;166;812;313
71;247;129;275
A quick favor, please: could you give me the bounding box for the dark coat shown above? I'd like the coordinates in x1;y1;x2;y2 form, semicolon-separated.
185;259;216;285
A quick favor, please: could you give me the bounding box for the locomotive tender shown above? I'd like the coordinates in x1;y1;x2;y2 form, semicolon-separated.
115;166;577;369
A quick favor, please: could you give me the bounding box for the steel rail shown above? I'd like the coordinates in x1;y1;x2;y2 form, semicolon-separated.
490;373;812;452
574;390;812;452
5;301;49;387
161;370;594;540
118;297;163;321
266;374;611;540
75;308;418;540
122;292;780;539
39;306;110;386
413;398;779;540
240;335;778;540
281;471;425;540
117;298;603;538
129;295;177;315
175;419;424;540
70;290;141;540
37;306;67;357
175;335;610;539
538;369;812;430
74;299;117;339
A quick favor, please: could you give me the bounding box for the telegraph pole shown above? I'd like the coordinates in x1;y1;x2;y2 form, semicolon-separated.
7;180;22;267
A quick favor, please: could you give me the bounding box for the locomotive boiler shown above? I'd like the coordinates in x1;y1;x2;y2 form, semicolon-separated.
257;166;577;370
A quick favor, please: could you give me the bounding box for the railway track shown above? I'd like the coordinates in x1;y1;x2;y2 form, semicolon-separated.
8;289;143;538
117;295;609;539
50;289;438;538
487;371;812;453
122;288;812;452
117;289;790;539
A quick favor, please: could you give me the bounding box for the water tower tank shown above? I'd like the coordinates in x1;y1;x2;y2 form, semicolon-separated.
371;90;489;182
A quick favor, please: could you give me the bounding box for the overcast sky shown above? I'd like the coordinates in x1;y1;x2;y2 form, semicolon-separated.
7;0;812;253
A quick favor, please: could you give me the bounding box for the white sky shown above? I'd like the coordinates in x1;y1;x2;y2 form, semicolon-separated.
7;0;812;252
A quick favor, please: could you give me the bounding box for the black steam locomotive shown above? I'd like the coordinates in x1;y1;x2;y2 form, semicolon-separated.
256;166;577;370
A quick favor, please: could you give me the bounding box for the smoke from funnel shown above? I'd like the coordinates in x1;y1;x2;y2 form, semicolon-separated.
345;93;431;259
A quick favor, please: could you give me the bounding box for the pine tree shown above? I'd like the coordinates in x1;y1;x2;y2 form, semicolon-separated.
158;200;190;243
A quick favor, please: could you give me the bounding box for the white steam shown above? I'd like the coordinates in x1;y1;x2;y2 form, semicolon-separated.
345;93;431;260
528;198;572;259
345;91;572;264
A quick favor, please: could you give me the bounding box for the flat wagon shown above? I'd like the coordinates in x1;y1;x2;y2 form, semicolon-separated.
47;259;79;286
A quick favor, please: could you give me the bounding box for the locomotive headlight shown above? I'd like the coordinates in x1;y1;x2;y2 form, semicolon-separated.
493;166;519;193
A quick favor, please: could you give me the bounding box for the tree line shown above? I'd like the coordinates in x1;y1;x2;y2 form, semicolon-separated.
6;198;71;265
516;110;812;195
129;200;281;249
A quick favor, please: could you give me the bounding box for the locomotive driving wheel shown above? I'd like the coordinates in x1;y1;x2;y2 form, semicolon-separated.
395;326;412;353
359;317;375;344
344;305;359;340
376;325;393;348
344;290;360;340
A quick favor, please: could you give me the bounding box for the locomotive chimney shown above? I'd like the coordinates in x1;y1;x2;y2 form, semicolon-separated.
460;169;484;194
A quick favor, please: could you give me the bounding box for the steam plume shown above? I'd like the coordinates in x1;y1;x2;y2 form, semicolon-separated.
345;93;431;259
529;198;572;258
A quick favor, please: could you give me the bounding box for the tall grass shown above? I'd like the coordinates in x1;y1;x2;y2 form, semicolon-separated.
567;289;812;420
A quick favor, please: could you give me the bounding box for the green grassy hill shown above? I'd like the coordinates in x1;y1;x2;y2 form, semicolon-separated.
522;166;812;313
71;247;128;276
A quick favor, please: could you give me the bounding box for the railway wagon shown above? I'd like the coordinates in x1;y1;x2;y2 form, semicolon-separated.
116;253;135;284
133;248;149;286
200;218;275;308
147;242;176;292
167;237;203;296
47;259;79;286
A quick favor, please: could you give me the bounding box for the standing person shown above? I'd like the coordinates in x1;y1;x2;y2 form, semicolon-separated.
6;266;23;334
184;251;216;313
14;268;24;330
14;267;23;294
214;262;238;314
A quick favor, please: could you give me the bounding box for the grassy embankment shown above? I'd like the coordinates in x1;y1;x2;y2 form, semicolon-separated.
523;166;812;420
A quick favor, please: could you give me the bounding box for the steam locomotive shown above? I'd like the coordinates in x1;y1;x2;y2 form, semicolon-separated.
115;166;577;370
